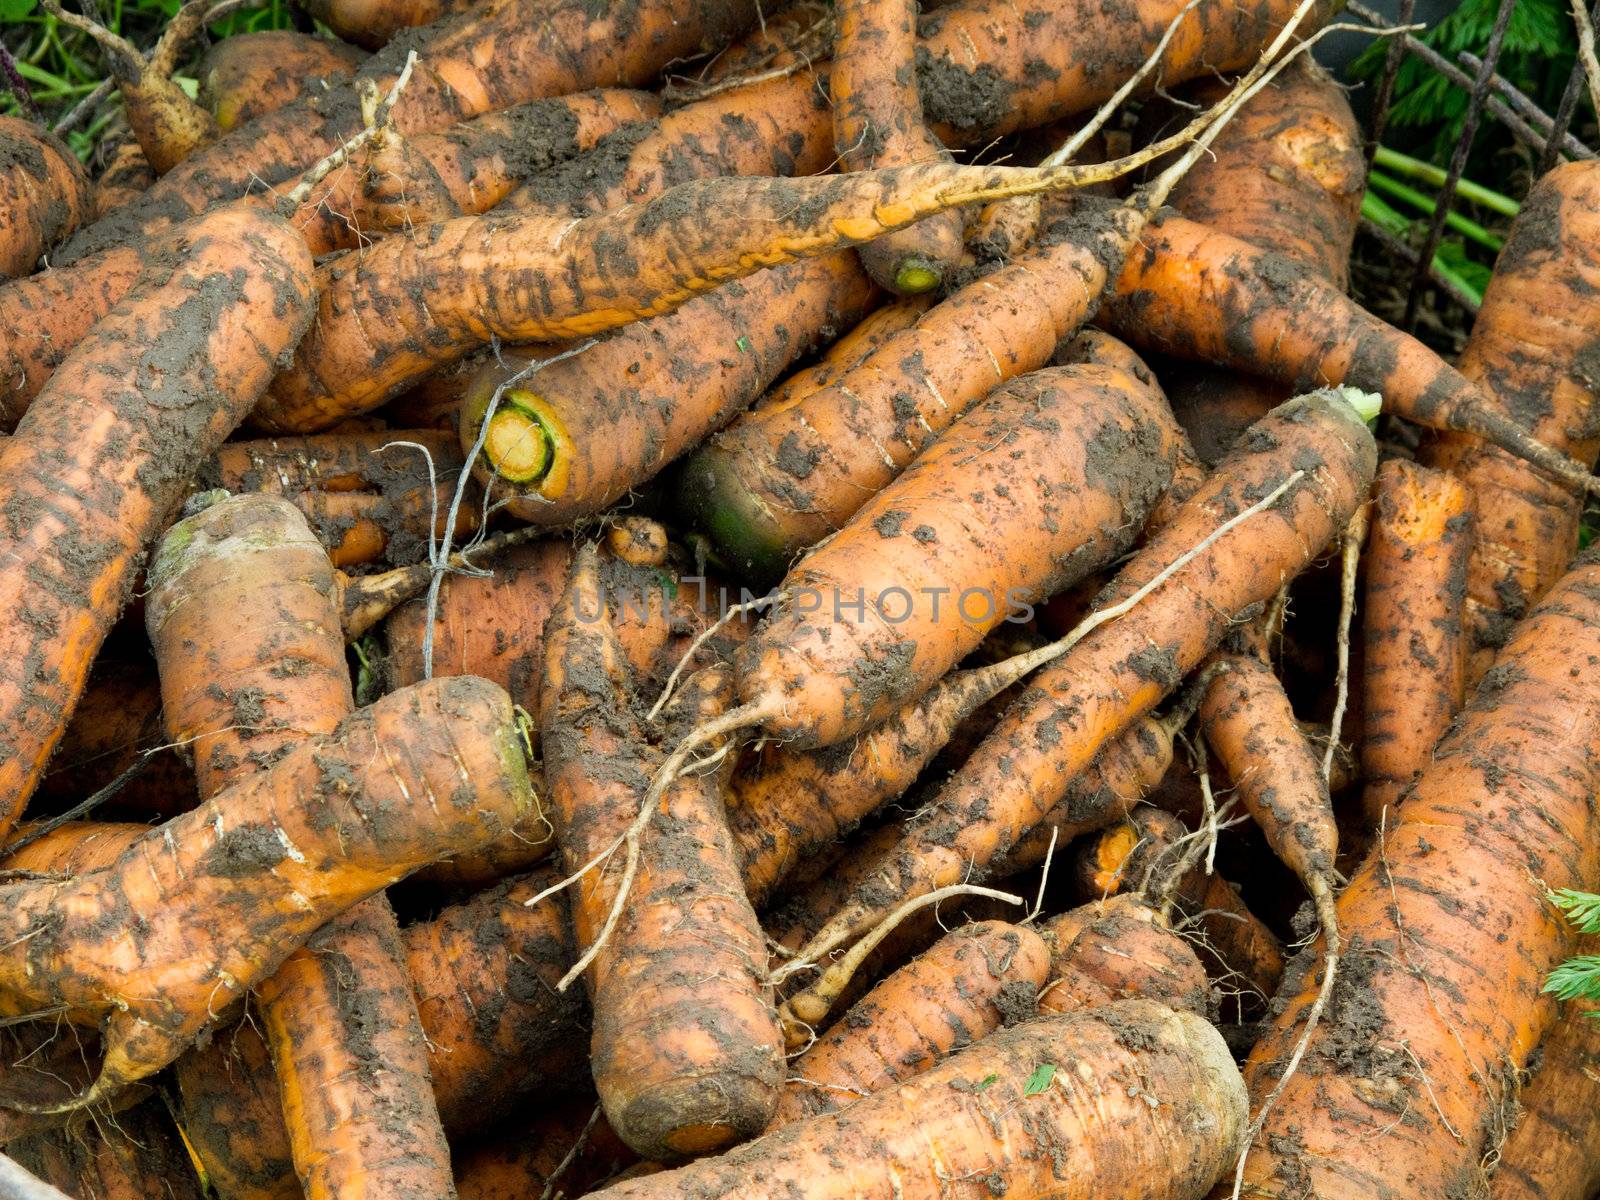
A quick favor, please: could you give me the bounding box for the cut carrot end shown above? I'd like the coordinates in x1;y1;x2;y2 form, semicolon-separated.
481;390;574;498
893;260;941;294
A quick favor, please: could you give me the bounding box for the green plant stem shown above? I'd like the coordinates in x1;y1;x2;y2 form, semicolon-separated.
1367;169;1504;251
1361;191;1487;305
1372;145;1521;216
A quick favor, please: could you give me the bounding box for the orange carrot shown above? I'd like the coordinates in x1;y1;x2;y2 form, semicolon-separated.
1361;459;1474;826
1039;894;1210;1016
200;31;366;132
454;1106;635;1200
582;1001;1248;1200
0;205;315;822
297;0;477;49
459;253;876;523
757;295;933;415
1419;161;1600;680
831;0;966;293
782;388;1374;1022
9;1095;204;1200
0;117;92;279
542;549;783;1159
1235;546;1600;1199
0;821;151;875
770;920;1051;1125
92;125;156;217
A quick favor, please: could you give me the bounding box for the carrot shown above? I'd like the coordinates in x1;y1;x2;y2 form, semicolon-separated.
0;205;315;822
1491;963;1600;1200
1234;547;1600;1199
460;254;876;523
455;1106;635;1200
757;295;933;415
582;1000;1248;1200
1361;459;1474;826
1419;161;1600;679
9;1096;204;1200
770;920;1051;1125
57;0;763;264
782;388;1374;1019
199;31;366;132
695;0;831;84
92;127;156;217
1039;894;1210;1017
297;0;476;49
676;199;1152;577
0;821;151;875
831;0;965;294
1075;808;1287;1005
1099;208;1597;494
542;549;783;1159
0;117;92;280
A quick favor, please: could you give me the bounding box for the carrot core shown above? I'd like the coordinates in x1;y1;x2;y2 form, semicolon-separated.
484;396;558;484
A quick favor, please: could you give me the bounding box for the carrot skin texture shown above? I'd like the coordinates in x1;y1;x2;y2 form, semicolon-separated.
734;351;1182;746
199;30;366;132
1360;460;1474;825
93;130;156;217
542;552;783;1159
297;0;474;49
0;822;152;874
1419;160;1600;677
256;896;455;1200
1039;895;1210;1017
0;117;92;279
0;675;533;1108
831;0;965;294
462;252;876;523
9;1095;205;1200
803;390;1375;962
586;1001;1248;1200
681;201;1148;576
1236;548;1600;1199
770;920;1050;1126
0;206;315;824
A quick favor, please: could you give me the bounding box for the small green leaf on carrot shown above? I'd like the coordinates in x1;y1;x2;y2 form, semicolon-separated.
975;1074;999;1091
1023;1063;1056;1096
736;335;751;353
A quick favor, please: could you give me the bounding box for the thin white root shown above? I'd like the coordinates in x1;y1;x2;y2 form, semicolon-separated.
277;50;418;213
647;593;786;721
1323;503;1369;781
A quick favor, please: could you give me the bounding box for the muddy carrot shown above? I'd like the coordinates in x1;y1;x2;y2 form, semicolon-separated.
770;920;1050;1124
1419;161;1600;681
0;822;151;875
200;30;366;131
0;117;93;278
92;125;156;217
455;1106;636;1200
1236;545;1600;1199
1039;894;1210;1016
9;1095;204;1200
1361;459;1474;825
757;295;933;415
460;253;875;523
0;205;315;820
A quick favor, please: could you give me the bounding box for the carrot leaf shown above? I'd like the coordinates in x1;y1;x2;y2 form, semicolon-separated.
1023;1063;1056;1096
1550;888;1600;936
1544;956;1600;1006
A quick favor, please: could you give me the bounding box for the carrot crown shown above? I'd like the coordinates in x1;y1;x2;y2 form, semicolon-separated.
480;390;574;497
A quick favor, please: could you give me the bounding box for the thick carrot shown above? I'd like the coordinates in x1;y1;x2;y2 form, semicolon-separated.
252;161;1181;432
1099;208;1595;493
831;0;965;294
1039;895;1210;1016
200;30;366;132
0;206;315;822
1361;459;1473;826
0;675;532;1111
678;199;1150;577
56;0;763;263
542;549;783;1159
9;1096;204;1200
298;0;476;49
770;920;1051;1125
785;389;1374;1007
1419;161;1600;678
584;1000;1248;1200
460;254;875;522
723;350;1182;750
1237;547;1600;1197
93;127;156;217
0;117;92;279
1491;971;1600;1200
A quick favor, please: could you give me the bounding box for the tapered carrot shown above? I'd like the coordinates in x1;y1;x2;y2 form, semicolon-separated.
1491;964;1600;1200
770;920;1051;1125
1420;161;1600;679
1039;894;1210;1016
584;1001;1248;1200
782;389;1374;1022
460;254;875;523
831;0;965;293
0;675;532;1111
0;117;92;279
1235;546;1600;1200
0;821;151;875
1361;459;1474;825
56;0;763;263
0;205;315;822
542;548;783;1159
1099;208;1595;494
676;200;1150;577
200;31;366;132
172;1024;300;1200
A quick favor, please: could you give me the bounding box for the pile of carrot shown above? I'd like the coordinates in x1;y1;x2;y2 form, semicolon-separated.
3;1;1600;1197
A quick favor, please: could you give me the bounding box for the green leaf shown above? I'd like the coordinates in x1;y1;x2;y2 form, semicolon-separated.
975;1074;999;1091
1550;889;1600;934
1023;1063;1056;1096
0;0;37;21
1545;955;1600;1004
